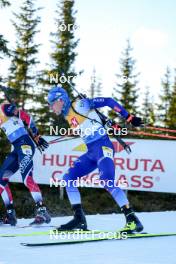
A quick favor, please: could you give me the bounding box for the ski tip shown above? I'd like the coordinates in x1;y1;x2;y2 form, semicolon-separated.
21;243;28;246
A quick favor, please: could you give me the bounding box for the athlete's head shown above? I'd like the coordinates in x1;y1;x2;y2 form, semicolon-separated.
47;86;71;116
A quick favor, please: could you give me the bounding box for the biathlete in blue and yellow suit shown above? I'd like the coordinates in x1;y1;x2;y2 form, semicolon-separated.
48;86;144;233
0;102;51;225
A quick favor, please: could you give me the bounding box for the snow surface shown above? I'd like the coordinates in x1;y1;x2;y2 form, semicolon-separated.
0;211;176;264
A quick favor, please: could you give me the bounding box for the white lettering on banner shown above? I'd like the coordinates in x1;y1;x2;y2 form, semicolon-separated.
11;137;176;193
114;158;165;172
42;154;78;167
42;154;165;174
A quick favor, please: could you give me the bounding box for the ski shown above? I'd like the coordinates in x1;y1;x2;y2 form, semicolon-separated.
0;223;55;229
0;229;109;238
21;232;176;247
16;224;56;229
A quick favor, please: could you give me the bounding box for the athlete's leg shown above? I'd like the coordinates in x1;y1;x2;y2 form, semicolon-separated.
57;153;97;230
97;139;143;232
17;136;51;224
0;151;18;206
98;156;129;207
63;153;97;205
0;151;18;225
94;138;129;207
17;139;43;203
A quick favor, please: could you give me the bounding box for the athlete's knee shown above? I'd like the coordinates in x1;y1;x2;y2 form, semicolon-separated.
0;178;6;194
19;152;33;173
63;172;71;182
0;170;12;186
63;166;78;182
63;170;81;190
99;157;115;182
63;174;74;188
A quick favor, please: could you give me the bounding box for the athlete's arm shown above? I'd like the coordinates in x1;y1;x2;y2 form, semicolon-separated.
18;109;39;136
89;97;129;118
89;97;142;127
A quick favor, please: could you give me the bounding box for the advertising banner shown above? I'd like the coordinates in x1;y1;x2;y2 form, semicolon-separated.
11;136;176;193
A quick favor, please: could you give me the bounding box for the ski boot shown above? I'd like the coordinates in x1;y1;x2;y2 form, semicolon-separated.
120;206;143;234
30;202;51;225
57;204;88;231
3;204;17;226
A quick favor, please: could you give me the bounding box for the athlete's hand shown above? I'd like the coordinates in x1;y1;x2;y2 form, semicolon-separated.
126;114;143;127
34;135;49;152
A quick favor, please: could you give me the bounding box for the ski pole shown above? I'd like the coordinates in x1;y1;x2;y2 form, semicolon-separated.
129;130;176;139
145;126;176;134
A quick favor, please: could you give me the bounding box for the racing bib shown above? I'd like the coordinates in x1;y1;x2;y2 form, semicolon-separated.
102;146;113;159
21;145;32;155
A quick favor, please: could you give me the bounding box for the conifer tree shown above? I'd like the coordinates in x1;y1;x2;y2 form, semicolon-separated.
89;68;96;98
109;40;140;120
167;70;176;128
0;0;10;82
0;0;11;163
96;80;102;97
38;0;79;132
157;67;172;127
0;0;10;7
89;68;102;98
0;35;9;60
8;0;41;112
141;87;155;125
